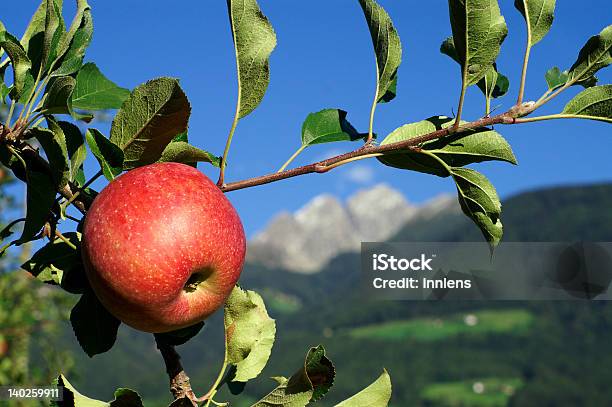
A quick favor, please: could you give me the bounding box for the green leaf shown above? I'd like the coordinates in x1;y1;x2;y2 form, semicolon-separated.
440;37;509;99
70;289;121;357
172;131;188;143
479;66;509;99
21;231;87;294
109;388;144;407
159;142;220;167
451;167;503;248
53;375;143;407
514;0;556;46
31;124;69;188
51;8;93;77
377;117;516;177
21;168;57;241
335;370;392;407
41;0;66;73
358;0;402;103
303;345;335;402
225;286;276;382
59;121;87;182
110;78;190;169
0;218;25;243
301;109;364;147
53;375;108;407
545;66;569;90
42;75;76;115
72;63;130;110
250;345;335;407
448;0;508;86
56;0;91;64
154;321;205;347
567;25;612;86
0;30;33;99
227;0;277;118
562;85;612;122
86;128;124;181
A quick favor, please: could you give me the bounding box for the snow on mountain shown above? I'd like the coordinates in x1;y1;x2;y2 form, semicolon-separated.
247;184;456;273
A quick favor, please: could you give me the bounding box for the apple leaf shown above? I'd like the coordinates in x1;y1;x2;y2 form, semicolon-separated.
51;7;93;77
110;78;190;169
566;25;611;87
224;286;276;383
448;0;508;86
358;0;402;104
154;321;205;347
30;124;69;188
42;75;76;115
21;168;57;242
109;388;144;407
335;370;392;407
53;375;108;407
86;128;124;181
40;0;65;74
70;289;121;357
0;218;25;244
59;121;88;183
514;0;556;46
0;29;34;100
377;116;516;177
227;0;277;119
53;375;144;407
440;37;509;99
159;141;220;168
56;0;91;67
250;345;335;407
562;84;612;122
301;109;365;147
72;63;130;110
21;231;88;294
545;66;569;90
451;167;503;249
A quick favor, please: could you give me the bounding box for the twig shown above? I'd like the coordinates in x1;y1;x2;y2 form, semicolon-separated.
155;338;204;406
220;110;516;192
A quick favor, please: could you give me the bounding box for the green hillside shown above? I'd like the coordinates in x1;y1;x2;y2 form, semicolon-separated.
31;183;612;406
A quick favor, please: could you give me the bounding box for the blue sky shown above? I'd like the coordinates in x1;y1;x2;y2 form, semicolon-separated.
3;1;612;236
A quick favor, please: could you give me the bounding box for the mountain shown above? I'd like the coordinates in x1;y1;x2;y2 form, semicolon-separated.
247;184;456;273
37;183;612;407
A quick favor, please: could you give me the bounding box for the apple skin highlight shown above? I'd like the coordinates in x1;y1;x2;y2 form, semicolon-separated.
81;162;246;333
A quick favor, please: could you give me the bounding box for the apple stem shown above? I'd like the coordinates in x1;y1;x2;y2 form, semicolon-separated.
156;337;203;406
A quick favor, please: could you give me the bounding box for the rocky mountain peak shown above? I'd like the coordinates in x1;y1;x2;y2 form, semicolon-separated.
248;184;455;273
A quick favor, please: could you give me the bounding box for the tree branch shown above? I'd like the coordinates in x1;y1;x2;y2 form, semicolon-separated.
155;337;203;406
219;111;517;193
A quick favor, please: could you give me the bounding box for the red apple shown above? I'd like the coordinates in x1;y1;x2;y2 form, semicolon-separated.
81;162;246;333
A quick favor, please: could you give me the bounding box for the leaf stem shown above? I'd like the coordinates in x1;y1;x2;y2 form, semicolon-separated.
366;89;378;144
218;109;239;187
454;82;468;128
5;99;16;128
54;230;77;250
218;10;244;188
517;5;532;105
515;114;612;124
533;83;570;109
203;350;228;407
278;145;306;172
